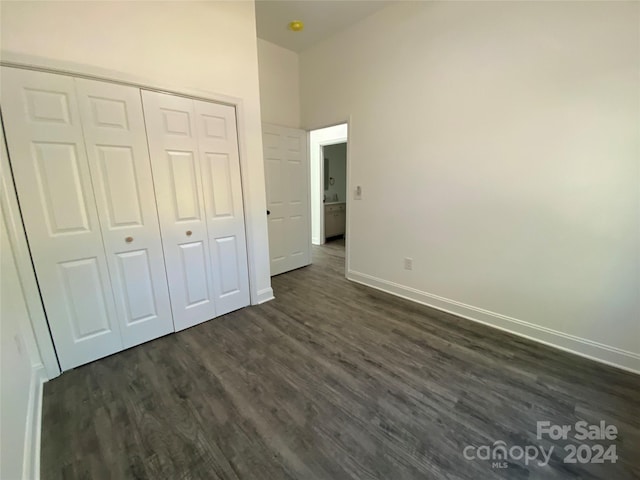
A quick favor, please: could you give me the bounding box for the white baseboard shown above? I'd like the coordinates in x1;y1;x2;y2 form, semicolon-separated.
23;364;46;480
347;270;640;375
256;287;275;305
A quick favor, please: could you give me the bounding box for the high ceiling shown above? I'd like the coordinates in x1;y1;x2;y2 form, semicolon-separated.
255;0;390;53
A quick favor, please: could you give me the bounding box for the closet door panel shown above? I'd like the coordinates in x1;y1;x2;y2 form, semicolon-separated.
1;67;122;370
179;241;210;305
114;249;157;320
141;90;216;330
58;258;113;338
214;236;241;294
76;79;174;347
194;100;250;315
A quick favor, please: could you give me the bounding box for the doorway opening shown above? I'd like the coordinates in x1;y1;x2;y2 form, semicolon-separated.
321;142;347;239
309;123;348;270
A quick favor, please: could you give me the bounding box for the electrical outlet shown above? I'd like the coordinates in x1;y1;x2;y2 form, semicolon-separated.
354;185;362;200
404;257;413;270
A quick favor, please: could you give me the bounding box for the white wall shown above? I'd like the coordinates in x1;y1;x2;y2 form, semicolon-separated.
0;0;273;304
310;124;348;245
323;143;347;203
257;39;300;128
301;2;640;371
1;205;45;480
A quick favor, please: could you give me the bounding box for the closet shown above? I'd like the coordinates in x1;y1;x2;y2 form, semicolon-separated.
141;91;250;331
1;67;250;371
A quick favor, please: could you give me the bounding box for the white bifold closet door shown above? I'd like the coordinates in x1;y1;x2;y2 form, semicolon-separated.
1;68;173;370
75;78;174;348
141;91;250;331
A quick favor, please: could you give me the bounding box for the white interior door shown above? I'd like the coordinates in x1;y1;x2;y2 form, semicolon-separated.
262;124;311;276
1;67;123;370
194;99;250;315
141;90;217;331
76;78;174;347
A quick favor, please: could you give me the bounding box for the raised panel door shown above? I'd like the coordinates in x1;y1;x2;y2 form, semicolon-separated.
76;78;174;347
262;124;311;276
194;100;250;315
141;90;217;331
1;67;122;370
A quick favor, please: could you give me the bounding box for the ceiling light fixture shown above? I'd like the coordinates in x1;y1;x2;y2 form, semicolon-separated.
288;20;304;32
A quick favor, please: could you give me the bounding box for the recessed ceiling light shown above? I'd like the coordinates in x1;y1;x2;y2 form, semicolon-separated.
288;20;304;32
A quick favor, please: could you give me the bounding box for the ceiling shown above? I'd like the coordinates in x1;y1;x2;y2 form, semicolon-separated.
255;0;390;53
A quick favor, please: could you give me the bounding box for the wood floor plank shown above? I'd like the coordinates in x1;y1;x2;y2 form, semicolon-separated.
41;238;640;479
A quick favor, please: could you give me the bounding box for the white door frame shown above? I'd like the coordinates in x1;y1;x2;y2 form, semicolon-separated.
309;124;348;234
0;55;269;377
319;139;347;243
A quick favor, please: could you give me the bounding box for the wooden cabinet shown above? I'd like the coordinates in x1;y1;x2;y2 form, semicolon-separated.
324;203;346;238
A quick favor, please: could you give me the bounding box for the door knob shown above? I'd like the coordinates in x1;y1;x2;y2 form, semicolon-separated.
125;236;133;243
267;210;271;215
186;230;193;236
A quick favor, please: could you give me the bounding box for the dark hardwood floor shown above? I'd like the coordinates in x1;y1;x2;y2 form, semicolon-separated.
41;238;640;479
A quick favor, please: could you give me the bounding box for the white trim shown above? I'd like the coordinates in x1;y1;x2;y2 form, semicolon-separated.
0;53;266;309
347;270;640;375
308;122;349;250
343;116;353;277
0;53;242;106
305;132;312;268
318;137;348;245
234;99;263;306
318;146;328;244
23;364;46;480
256;287;275;304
